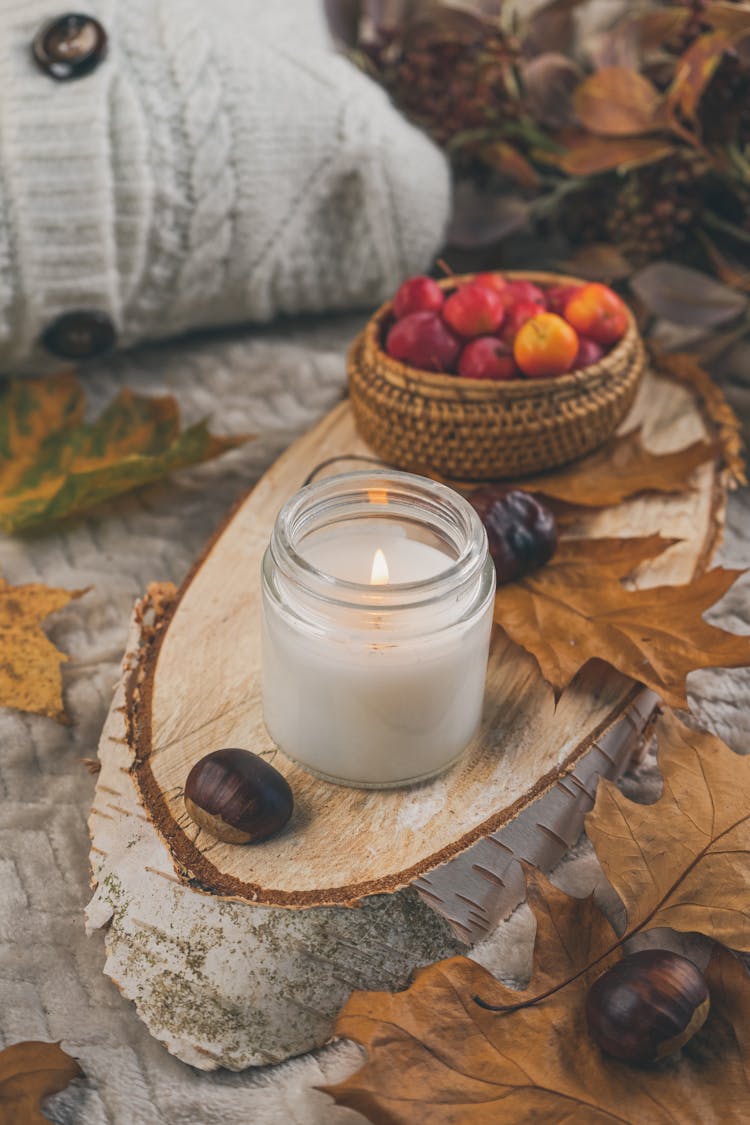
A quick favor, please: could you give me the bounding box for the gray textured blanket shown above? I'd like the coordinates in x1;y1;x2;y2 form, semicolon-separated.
0;316;748;1124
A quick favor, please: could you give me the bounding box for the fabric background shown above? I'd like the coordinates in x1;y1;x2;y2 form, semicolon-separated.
0;0;449;372
0;316;748;1123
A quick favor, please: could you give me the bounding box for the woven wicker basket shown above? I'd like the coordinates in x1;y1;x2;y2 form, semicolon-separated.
348;271;645;480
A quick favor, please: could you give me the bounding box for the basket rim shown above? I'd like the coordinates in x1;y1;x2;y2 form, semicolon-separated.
362;270;640;401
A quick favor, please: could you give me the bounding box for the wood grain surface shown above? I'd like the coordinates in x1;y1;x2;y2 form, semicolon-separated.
128;365;728;907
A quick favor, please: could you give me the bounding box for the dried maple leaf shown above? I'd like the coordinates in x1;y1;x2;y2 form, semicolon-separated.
0;373;248;532
0;1041;81;1125
522;428;715;508
493;536;750;708
325;870;750;1124
587;711;750;953
0;577;85;722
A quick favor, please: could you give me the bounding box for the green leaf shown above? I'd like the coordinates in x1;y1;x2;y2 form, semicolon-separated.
0;374;249;533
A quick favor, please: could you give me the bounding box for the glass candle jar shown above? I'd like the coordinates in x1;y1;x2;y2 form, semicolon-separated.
261;470;495;788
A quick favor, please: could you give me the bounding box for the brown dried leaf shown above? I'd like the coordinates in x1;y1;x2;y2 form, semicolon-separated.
667;29;739;121
629;8;692;50
492;537;750;707
560;243;634;282
587;711;750;952
524;428;715;507
479;142;540;190
0;578;85;723
326;869;750;1125
546;132;675;175
0;1041;81;1125
705;1;750;35
573;66;665;136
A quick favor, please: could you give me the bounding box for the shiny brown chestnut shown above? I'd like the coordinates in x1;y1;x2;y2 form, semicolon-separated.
469;487;557;584
184;748;293;845
586;950;710;1064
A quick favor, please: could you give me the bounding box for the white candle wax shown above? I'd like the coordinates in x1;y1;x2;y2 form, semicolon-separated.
261;473;495;788
301;527;450;585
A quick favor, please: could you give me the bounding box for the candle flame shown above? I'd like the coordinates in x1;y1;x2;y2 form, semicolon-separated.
370;548;389;585
368;487;389;506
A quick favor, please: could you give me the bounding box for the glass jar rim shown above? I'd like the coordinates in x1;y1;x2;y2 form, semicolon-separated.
268;469;489;613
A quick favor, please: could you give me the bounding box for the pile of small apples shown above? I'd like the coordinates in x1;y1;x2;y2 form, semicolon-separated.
385;273;629;380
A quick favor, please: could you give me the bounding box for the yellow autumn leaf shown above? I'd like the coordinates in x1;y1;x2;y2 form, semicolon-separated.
0;577;85;722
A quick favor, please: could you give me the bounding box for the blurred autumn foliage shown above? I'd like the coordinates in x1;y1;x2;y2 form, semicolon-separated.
327;1;750;342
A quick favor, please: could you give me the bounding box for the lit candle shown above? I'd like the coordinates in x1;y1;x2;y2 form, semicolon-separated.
261;471;494;788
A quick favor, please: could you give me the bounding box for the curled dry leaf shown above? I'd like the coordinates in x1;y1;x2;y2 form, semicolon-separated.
0;577;85;723
587;711;750;953
667;28;748;122
522;52;581;129
572;66;665;136
625;8;692;51
492;536;750;708
0;1040;81;1125
0;373;249;533
544;132;675;175
326;870;750;1124
479;142;540;190
704;0;750;35
630;262;749;327
523;427;715;508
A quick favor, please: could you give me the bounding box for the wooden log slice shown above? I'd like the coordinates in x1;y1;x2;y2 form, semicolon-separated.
127;360;732;911
88;596;463;1070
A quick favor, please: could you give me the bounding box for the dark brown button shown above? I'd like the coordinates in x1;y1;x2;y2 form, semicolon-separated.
42;311;117;359
33;14;108;81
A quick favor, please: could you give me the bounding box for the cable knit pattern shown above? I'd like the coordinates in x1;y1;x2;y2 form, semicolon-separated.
0;0;450;372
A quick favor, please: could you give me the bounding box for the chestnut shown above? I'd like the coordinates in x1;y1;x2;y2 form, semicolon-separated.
586;950;710;1064
469;487;557;584
184;748;293;844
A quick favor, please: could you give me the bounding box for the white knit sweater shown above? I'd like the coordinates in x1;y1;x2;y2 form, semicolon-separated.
0;0;450;372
